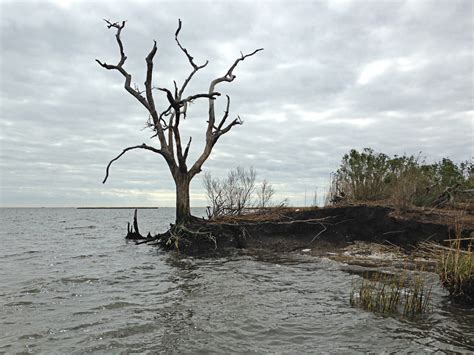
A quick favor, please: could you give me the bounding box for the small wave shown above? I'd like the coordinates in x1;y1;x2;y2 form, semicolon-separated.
93;301;138;310
65;225;97;230
132;264;156;270
18;333;43;340
95;322;156;339
5;301;33;306
72;254;94;259
4;250;41;258
66;321;103;332
72;310;95;315
59;276;100;284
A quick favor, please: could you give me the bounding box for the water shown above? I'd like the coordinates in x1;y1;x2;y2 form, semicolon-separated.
0;208;473;353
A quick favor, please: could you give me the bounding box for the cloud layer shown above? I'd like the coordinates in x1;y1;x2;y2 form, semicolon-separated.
1;0;472;207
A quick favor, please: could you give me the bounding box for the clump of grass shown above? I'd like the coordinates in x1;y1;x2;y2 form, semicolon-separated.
437;215;474;302
350;271;432;317
438;246;473;302
419;213;474;303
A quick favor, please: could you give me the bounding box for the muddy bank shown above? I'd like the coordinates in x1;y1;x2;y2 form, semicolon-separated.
132;205;473;257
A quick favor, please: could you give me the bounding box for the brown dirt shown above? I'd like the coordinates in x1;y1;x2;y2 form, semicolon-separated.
164;204;473;256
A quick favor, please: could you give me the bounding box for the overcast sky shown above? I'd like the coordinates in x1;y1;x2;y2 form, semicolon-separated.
0;0;472;207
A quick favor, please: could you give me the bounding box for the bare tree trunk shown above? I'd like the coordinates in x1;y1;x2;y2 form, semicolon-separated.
97;20;262;226
175;174;191;223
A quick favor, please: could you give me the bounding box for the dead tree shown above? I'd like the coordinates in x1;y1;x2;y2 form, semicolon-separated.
96;19;262;223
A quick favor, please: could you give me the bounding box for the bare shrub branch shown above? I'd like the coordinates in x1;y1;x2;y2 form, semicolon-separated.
204;167;258;217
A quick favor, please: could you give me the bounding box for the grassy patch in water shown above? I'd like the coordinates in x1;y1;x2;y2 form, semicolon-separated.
439;215;474;303
438;244;473;302
350;271;432;317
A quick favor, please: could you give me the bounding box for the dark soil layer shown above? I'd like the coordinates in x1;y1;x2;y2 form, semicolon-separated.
134;205;473;256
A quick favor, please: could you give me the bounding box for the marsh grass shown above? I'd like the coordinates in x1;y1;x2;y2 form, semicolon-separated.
437;214;473;302
438;244;473;302
350;271;432;317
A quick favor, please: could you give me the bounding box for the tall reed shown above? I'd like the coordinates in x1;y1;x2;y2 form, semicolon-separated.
350;271;432;317
437;214;473;302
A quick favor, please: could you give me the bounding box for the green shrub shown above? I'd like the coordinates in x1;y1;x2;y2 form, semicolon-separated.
328;148;471;208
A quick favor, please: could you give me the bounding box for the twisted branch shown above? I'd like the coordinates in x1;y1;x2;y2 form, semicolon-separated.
95;20;150;112
103;144;163;183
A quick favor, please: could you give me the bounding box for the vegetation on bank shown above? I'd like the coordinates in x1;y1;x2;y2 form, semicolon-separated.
420;213;474;303
326;148;473;210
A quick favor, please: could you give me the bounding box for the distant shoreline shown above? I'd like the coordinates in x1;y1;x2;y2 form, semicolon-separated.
77;207;159;210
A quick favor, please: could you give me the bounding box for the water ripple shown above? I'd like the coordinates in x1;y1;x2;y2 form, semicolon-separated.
0;208;472;353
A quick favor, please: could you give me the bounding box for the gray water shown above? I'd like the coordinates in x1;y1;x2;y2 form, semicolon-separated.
0;208;473;354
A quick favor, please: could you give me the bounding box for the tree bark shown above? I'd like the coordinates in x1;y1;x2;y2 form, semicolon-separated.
175;174;191;223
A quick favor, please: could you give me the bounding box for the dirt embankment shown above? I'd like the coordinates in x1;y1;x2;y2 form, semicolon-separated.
147;205;473;256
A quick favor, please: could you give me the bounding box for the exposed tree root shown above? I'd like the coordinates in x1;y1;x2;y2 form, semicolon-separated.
124;206;474;257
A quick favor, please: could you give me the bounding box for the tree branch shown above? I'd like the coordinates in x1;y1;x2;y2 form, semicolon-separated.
189;49;263;179
103;144;162;183
183;92;220;103
96;20;151;112
183;136;192;161
145;40;158;115
224;48;264;80
216;116;243;138
207;48;263;137
158;87;180;111
216;95;231;132
175;18;209;98
159;88;220;111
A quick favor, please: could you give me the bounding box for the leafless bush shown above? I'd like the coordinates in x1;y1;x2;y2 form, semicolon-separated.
204;168;283;218
203;172;225;217
204;167;257;217
257;179;275;208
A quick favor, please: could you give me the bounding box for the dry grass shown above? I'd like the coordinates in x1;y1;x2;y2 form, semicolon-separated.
210;206;318;224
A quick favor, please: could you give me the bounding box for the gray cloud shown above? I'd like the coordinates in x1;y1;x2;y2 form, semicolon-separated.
0;0;472;207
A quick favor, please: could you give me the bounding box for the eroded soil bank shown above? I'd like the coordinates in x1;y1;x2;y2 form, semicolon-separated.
132;205;473;258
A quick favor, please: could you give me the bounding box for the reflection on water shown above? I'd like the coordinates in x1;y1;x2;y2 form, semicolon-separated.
0;208;472;353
